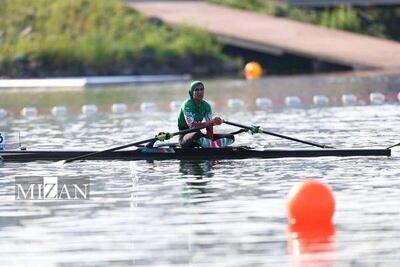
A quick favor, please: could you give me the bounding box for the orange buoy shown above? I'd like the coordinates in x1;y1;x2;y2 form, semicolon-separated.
244;61;263;80
287;179;335;226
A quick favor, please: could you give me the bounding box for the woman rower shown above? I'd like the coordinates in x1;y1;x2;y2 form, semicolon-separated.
177;81;237;148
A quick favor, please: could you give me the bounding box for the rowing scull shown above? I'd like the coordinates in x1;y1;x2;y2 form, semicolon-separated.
0;146;391;162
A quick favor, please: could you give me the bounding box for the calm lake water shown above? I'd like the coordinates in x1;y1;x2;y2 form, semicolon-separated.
0;80;399;266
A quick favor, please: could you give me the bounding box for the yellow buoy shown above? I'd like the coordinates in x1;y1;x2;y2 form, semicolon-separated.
244;61;263;80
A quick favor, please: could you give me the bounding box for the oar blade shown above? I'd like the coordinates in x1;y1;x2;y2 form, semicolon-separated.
53;160;67;166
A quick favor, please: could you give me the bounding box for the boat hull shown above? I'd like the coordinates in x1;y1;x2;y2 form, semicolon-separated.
0;147;391;162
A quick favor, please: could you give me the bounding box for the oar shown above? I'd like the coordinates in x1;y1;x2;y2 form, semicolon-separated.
224;120;334;149
387;142;400;149
63;124;211;163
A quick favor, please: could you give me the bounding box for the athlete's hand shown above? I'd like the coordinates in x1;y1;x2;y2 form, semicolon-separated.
212;117;223;126
249;125;261;135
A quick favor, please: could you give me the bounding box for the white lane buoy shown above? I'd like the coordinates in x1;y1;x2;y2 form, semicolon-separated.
369;92;385;105
140;102;157;112
313;95;329;106
51;106;68;116
208;100;215;108
227;98;244;110
341;94;357;106
255;97;273;110
20;107;38;117
285;96;301;107
0;109;7;118
169;101;182;111
82;104;98;115
111;103;127;114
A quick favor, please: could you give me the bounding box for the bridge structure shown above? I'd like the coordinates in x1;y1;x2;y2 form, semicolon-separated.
287;0;400;7
127;0;400;71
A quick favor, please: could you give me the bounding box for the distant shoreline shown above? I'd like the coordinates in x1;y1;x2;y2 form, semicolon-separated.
0;74;192;89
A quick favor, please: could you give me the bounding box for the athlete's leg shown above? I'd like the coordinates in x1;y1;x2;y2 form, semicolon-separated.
179;132;206;147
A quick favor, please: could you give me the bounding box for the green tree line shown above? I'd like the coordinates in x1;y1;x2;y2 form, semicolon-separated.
0;0;238;78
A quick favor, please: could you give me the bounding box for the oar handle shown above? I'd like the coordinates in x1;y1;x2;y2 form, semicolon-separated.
224;120;334;149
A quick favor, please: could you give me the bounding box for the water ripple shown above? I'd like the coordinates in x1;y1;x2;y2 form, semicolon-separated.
0;104;399;266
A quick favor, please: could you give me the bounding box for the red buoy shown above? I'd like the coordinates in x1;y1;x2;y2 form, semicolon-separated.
287;179;335;226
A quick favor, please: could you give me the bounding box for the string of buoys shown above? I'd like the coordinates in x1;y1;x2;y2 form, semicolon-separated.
169;101;182;111
20;107;38;117
285;96;302;107
227;98;244;110
81;104;98;115
255;97;273;110
51;106;68;116
0;109;8;118
313;95;330;106
111;103;128;114
341;94;357;106
3;90;399;118
140;102;157;112
369;92;385;105
208;100;216;108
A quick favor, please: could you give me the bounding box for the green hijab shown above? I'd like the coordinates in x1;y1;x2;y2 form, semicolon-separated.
189;80;204;99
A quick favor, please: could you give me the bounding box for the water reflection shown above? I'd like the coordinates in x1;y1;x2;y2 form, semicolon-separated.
179;160;217;204
288;222;336;267
179;160;215;178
